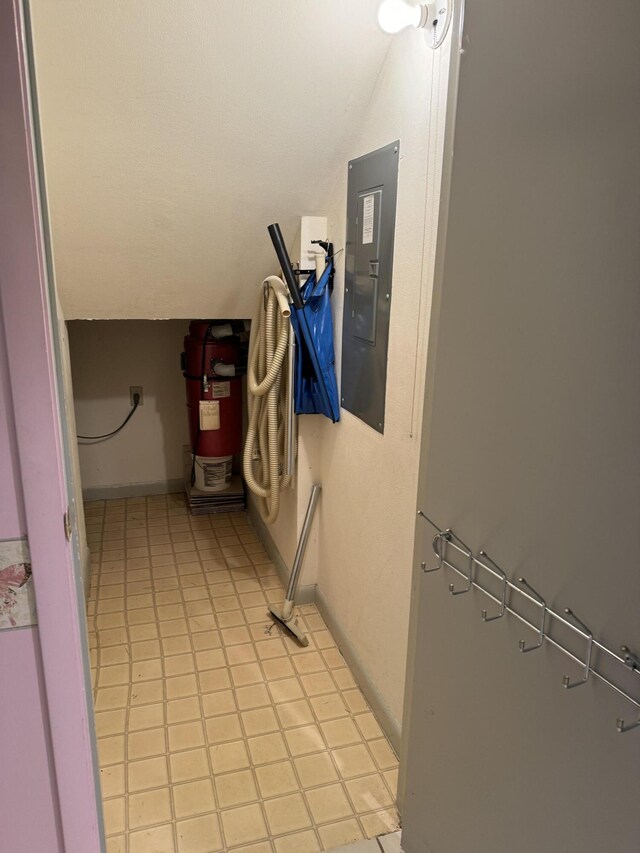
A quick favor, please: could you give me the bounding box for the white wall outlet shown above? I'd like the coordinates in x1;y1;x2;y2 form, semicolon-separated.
130;386;143;406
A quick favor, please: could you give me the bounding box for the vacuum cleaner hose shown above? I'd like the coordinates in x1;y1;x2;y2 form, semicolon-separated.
243;276;293;523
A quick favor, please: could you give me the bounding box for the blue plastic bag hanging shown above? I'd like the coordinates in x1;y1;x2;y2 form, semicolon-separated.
289;260;340;421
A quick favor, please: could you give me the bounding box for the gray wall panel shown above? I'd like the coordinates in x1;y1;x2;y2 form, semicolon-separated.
402;1;640;851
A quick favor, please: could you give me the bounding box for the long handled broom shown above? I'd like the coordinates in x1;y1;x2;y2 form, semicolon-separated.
269;483;321;646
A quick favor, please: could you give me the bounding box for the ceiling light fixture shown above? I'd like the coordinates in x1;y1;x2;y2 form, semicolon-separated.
377;0;452;49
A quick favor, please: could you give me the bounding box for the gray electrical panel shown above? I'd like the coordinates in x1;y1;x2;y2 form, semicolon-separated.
341;141;399;433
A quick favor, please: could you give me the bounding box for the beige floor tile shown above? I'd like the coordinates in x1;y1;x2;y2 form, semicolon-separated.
263;792;311;835
202;689;236;718
162;635;193;657
89;506;400;853
294;753;339;789
206;712;243;744
167;696;202;725
105;834;127;853
165;653;196;677
275;699;314;729
131;659;163;682
130;679;164;706
215;768;259;808
160;618;189;638
157;603;186;621
267;678;304;705
254;639;287;661
342;689;369;715
95;686;130;712
221;625;251;646
131;640;162;661
300;672;335;697
317;818;363;849
284;725;326;757
195;649;226;671
320;718;361;749
321;649;346;670
360;807;400;838
254;761;298;799
192;631;222;652
170;748;211;783
353;713;383;742
98;735;125;766
345;774;393;812
167;674;199;700
368;739;398;771
199;668;232;693
100;646;130;666
247;732;288;765
128;787;172;829
292;653;325;676
309;693;349;722
221;803;268;847
100;763;125;798
128;727;167;760
227;841;273;853
173;778;216;819
273;829;320;853
241;706;279;737
305;783;353;824
128;756;169;792
95;709;127;737
129;823;176;853
383;768;398;798
231;662;264;687
103;796;125;835
129;703;165;731
129;624;159;643
332;744;377;779
127;608;156;626
168;720;206;752
235;683;270;711
260;657;295;681
243;606;273;624
176;813;223;853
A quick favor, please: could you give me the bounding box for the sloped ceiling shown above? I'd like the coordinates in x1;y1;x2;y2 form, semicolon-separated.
29;0;391;319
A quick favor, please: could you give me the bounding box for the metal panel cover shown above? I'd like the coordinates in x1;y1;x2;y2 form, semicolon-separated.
341;141;399;432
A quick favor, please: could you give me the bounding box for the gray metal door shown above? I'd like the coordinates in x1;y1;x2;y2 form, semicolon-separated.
400;2;640;851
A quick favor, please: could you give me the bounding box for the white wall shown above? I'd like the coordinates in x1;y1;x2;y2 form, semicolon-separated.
69;320;190;494
29;0;392;320
267;31;451;739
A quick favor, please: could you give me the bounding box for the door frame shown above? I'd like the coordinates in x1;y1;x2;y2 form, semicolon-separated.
0;1;103;849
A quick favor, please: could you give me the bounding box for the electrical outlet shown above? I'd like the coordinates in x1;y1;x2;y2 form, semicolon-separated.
130;386;143;406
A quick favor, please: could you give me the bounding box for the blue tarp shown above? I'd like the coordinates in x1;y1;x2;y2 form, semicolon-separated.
289;260;340;422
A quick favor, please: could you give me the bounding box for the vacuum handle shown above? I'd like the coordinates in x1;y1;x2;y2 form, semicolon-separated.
268;223;304;310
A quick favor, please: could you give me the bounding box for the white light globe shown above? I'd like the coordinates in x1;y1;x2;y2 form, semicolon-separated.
378;0;423;34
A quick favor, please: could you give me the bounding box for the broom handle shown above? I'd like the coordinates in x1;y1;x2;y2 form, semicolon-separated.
268;223;304;310
285;484;322;602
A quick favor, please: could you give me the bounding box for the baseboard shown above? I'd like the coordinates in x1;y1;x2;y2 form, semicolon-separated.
246;495;317;606
82;478;184;502
315;589;402;757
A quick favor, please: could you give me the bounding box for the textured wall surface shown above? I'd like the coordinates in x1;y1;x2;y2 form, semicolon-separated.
266;31;451;735
29;0;391;319
69;320;190;490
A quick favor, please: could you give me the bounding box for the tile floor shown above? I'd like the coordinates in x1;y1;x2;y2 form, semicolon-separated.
85;493;400;853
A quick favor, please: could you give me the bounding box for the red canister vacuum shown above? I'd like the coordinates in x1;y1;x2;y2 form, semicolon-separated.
182;321;245;492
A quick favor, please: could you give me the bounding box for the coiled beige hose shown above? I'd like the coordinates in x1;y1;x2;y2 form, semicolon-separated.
243;276;293;523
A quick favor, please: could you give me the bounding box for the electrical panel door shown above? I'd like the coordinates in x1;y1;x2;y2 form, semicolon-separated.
341;141;399;433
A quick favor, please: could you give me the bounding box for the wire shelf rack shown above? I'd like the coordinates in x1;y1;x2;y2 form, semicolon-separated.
417;510;640;733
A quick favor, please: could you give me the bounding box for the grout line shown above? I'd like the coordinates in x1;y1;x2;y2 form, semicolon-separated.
89;498;400;850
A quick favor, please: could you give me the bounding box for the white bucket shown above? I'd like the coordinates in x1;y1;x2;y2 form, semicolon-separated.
193;455;233;493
